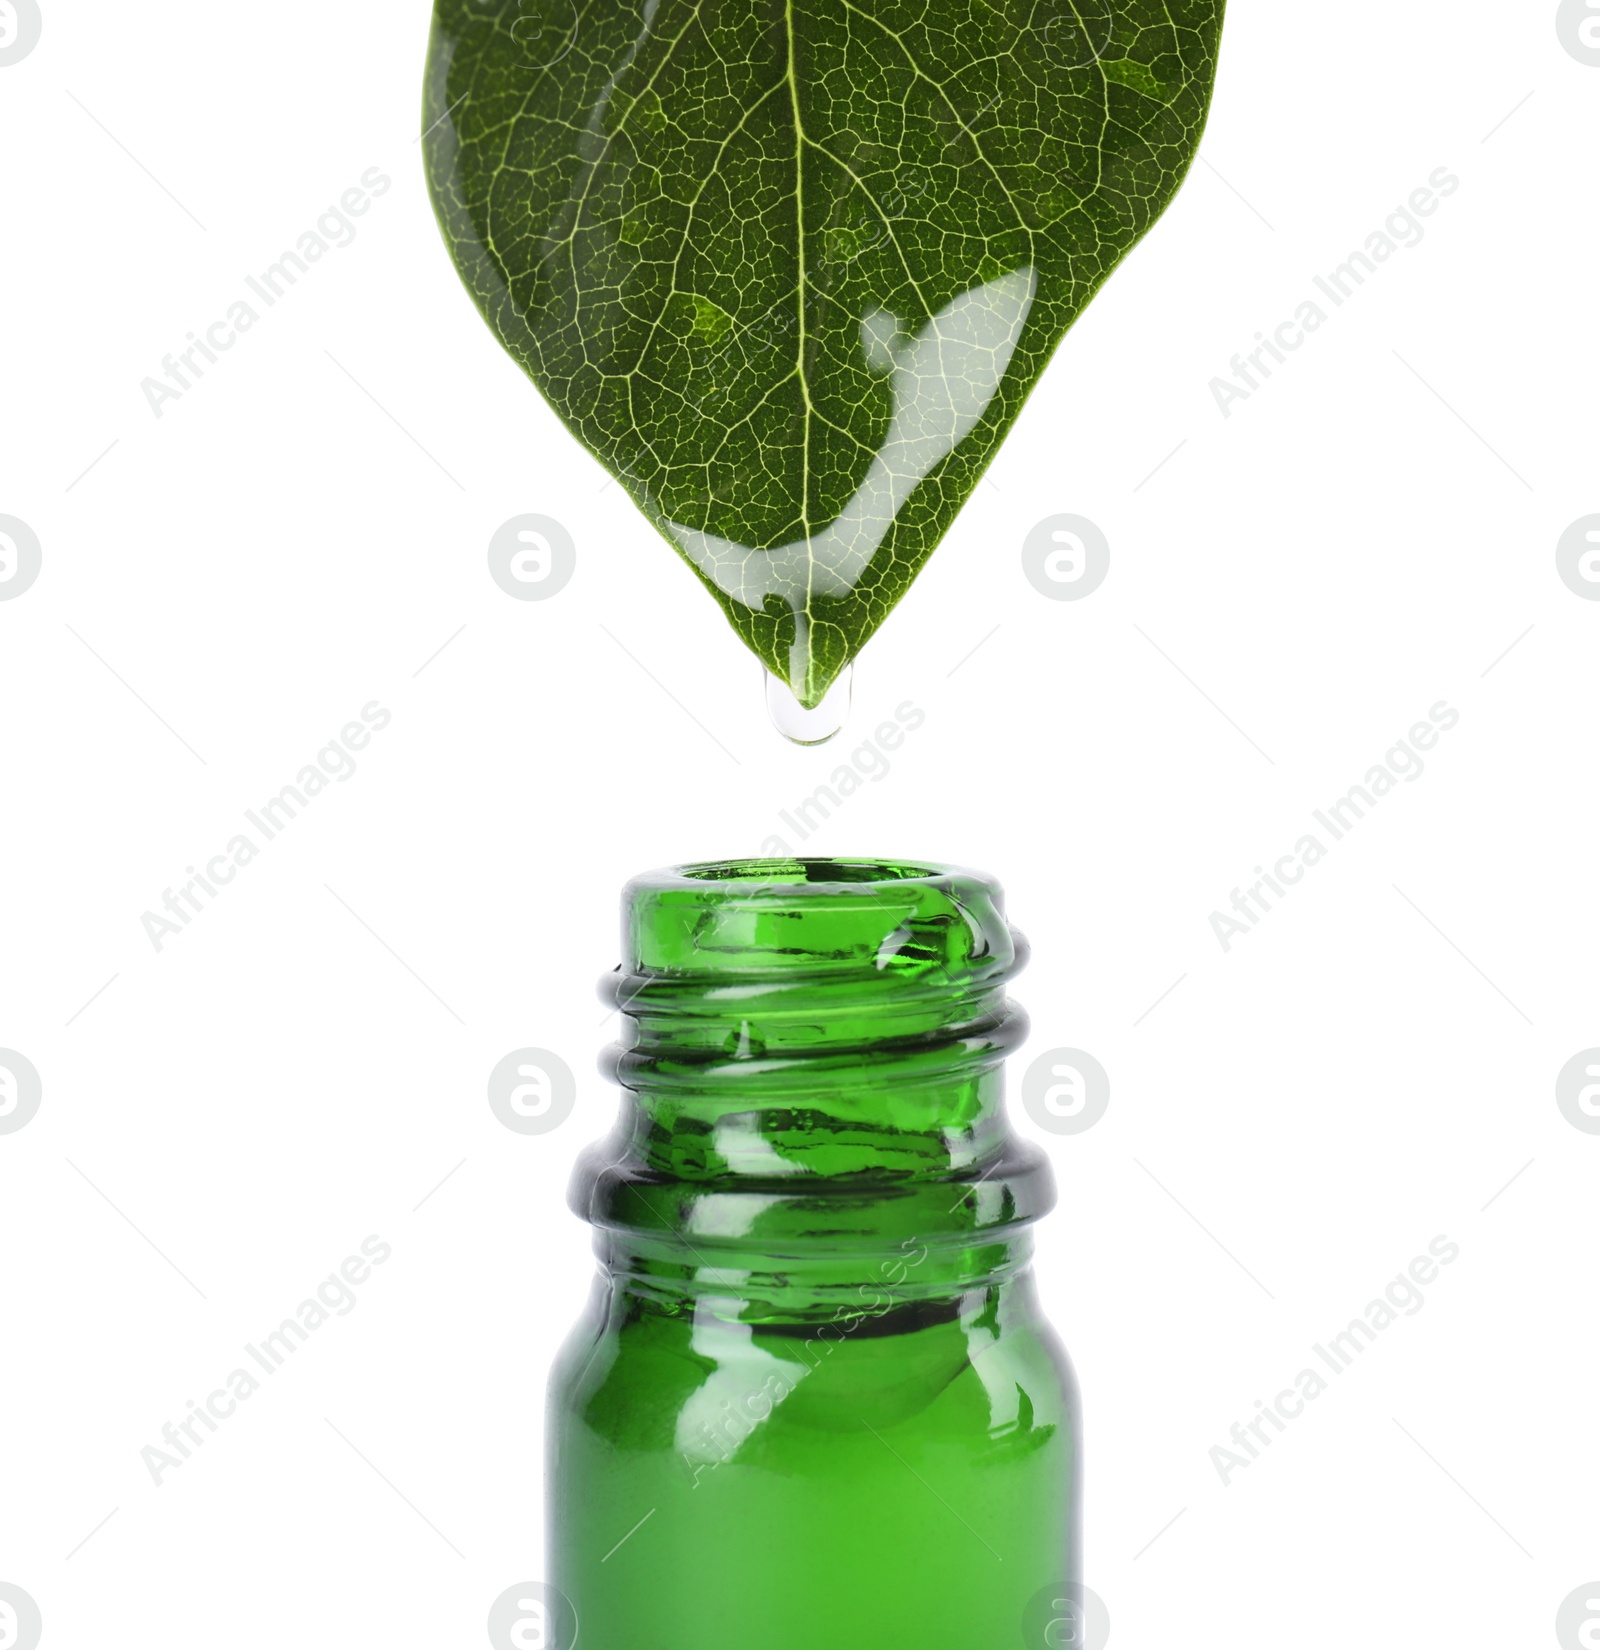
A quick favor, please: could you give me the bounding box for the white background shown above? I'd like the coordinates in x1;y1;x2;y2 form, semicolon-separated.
2;0;1597;1645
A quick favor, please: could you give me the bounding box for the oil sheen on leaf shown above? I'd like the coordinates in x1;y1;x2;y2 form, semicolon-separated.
424;0;1225;705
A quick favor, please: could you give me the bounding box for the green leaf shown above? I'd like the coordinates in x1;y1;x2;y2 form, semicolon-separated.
424;0;1225;705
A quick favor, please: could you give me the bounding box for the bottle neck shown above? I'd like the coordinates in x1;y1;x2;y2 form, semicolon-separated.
604;966;1022;1179
569;859;1054;1321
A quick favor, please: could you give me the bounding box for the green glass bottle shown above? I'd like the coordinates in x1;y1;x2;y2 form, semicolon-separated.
548;859;1079;1649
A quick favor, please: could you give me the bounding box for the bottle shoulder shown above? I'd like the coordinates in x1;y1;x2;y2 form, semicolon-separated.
550;1272;1077;1463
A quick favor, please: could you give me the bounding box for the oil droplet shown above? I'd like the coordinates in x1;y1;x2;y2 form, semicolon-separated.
765;665;853;746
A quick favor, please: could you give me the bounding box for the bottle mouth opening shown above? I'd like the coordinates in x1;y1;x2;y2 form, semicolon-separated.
671;857;948;889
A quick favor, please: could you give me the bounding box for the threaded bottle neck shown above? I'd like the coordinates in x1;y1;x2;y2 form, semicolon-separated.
571;859;1053;1259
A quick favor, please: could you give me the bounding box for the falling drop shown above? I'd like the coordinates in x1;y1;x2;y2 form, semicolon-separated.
765;665;853;746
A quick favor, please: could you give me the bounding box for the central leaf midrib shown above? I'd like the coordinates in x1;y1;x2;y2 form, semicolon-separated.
782;0;818;622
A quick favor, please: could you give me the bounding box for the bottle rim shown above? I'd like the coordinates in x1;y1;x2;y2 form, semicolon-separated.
616;857;1023;990
643;856;961;889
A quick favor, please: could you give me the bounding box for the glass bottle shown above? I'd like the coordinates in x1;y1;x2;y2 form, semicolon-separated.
548;858;1079;1649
